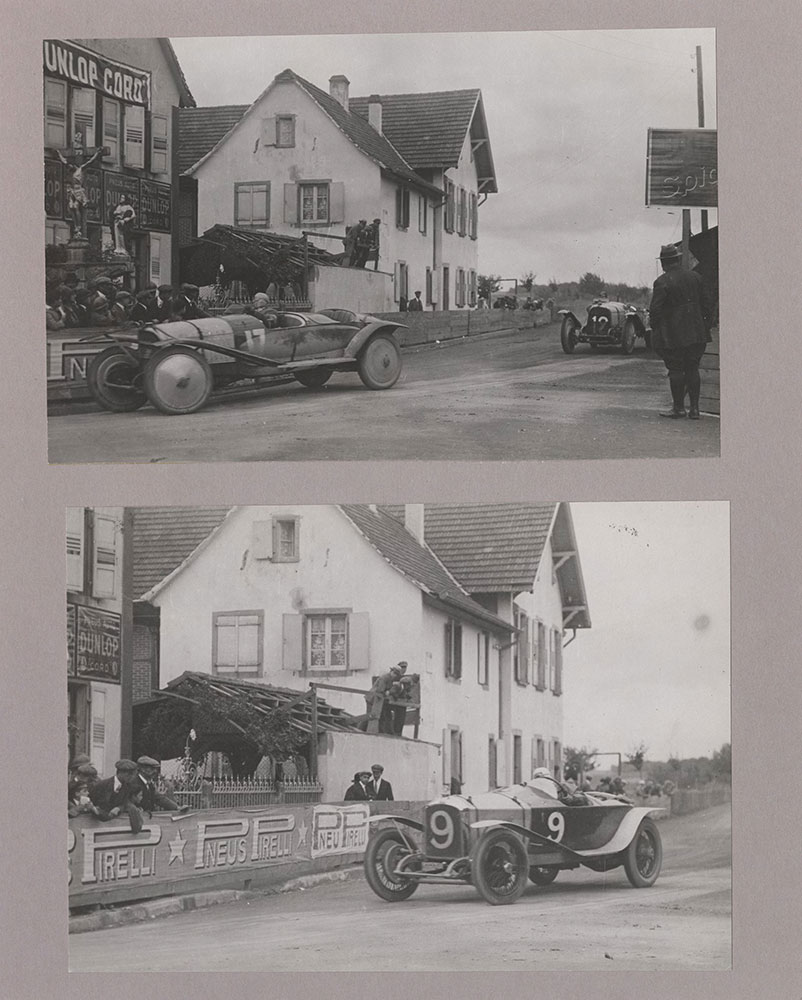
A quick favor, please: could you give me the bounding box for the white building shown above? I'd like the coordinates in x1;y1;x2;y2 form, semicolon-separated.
178;70;497;311
131;504;588;796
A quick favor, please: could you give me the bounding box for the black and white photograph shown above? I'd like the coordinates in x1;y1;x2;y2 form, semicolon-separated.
44;30;719;463
66;502;730;971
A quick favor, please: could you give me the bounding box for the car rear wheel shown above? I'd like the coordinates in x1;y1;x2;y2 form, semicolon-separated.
529;865;559;886
623;817;662;887
364;828;420;902
560;316;578;354
294;368;333;388
621;319;638;355
87;346;147;412
143;346;214;415
473;829;529;905
358;334;402;389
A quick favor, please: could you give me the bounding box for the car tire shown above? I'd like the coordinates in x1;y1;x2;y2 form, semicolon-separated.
143;346;214;415
621;320;637;355
472;828;529;905
363;828;420;902
358;334;402;389
529;865;559;886
560;316;578;354
294;368;333;388
623;817;663;887
87;346;147;412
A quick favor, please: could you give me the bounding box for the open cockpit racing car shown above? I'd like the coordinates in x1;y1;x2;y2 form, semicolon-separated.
84;308;405;415
558;300;651;355
364;771;663;906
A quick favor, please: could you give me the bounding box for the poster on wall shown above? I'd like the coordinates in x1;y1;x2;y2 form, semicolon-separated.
645;127;718;207
103;172;140;230
75;606;121;683
139;180;172;232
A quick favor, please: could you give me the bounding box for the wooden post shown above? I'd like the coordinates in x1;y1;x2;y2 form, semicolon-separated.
681;210;692;269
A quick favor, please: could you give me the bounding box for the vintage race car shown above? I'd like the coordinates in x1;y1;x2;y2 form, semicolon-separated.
364;772;663;906
84;308;405;415
558;301;651;355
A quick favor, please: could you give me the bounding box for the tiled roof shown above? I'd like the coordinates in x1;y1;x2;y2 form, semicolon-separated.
132;507;232;599
350;89;479;170
339;505;512;632
177;105;249;174
382;505;557;592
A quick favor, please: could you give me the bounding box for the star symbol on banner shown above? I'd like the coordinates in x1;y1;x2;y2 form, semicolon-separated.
168;830;186;865
296;819;308;849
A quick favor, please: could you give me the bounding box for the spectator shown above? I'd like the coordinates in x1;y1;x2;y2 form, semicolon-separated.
344;771;373;801
69;753;91;781
408;290;423;312
353;220;371;268
88;759;145;833
368;764;394;801
46;287;65;330
364;664;404;733
342;222;363;267
135;756;187;814
156;284;174;321
130;284;160;323
69;764;100;817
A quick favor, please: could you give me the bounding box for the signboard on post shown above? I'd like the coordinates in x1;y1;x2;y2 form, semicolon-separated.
646;128;718;208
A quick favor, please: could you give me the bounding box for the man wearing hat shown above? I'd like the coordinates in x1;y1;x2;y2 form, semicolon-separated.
368;764;394;801
364;663;405;733
88;759;144;832
130;283;160;323
649;243;714;419
344;771;374;801
135;756;186;814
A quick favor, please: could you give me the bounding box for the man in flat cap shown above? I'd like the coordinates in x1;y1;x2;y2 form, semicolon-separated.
368;763;394;801
88;759;144;832
135;756;187;814
649;243;714;420
364;664;405;733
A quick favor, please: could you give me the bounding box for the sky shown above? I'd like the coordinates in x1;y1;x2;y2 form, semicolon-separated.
170;29;717;289
563;502;730;764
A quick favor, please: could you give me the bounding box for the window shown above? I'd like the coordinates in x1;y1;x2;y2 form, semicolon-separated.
283;609;368;675
66;508;85;592
445;619;462;679
395;185;410;229
300;182;329;223
514;607;529;684
394;261;409;303
469;192;478;240
418;194;427;234
477;631;489;685
71;87;96;148
149;235;161;285
213;611;263;676
44;78;67;147
535;621;547;689
102;99;121;166
443;179;455;233
513;733;522;784
553;628;563;695
533;736;546;772
454;268;465;308
123;104;145;168
150;113;169;174
235;182;270;229
276;115;295;147
306;613;348;670
425;267;433;306
91;513;117;599
273;516;299;561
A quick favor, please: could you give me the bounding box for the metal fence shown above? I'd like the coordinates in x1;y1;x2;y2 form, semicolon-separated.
167;777;323;810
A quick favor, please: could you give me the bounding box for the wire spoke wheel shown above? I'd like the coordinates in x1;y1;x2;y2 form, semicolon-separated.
473;829;529;905
364;828;420;901
87;346;147;412
624;817;663;887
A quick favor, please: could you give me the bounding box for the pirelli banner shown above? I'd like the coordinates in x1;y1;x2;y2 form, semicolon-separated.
43;40;150;108
68;802;371;907
646;128;718;208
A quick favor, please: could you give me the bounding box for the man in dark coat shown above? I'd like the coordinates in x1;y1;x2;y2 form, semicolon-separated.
135;756;186;814
88;759;144;832
368;763;394;801
344;771;373;800
649;243;713;419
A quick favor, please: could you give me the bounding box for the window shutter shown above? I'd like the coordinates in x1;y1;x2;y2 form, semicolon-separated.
44;78;67;147
537;621;546;689
252;520;273;560
553;629;563;694
66;507;85;592
150;113;169;174
282;614;304;671
455;623;463;678
71;87;96;148
329;182;345;223
90;689;106;766
261;116;276;147
124;104;145;168
91;514;117;599
519;616;530;683
283;183;298;224
149;235;161;285
102;99;120;165
348;612;370;672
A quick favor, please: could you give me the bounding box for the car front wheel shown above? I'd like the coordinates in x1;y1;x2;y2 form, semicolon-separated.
560;316;578;354
87;346;147;412
358;334;402;389
621;319;638;355
473;829;529;905
623;817;663;887
143;346;214;415
364;828;421;902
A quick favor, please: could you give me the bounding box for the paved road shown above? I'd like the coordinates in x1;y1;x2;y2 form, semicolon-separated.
69;804;731;972
48;326;719;463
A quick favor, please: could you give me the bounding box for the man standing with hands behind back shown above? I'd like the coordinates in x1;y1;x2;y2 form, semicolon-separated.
369;764;394;800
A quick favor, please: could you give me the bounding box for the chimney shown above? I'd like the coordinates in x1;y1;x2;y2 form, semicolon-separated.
329;74;350;112
404;504;424;544
367;94;383;134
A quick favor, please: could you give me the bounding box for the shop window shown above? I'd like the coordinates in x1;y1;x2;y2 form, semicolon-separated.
445;619;462;679
213;611;263;676
44;78;67;148
91;513;117;599
235;182;270;229
150;112;169;174
123;104;145;169
66;507;85;593
102;98;121;166
71;87;96;148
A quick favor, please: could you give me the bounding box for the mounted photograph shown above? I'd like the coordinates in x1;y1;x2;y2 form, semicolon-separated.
66;502;731;970
44;31;718;463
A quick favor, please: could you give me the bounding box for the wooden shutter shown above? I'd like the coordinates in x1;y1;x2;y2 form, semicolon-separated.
44;78;67;147
149;235;161;285
102;99;120;165
66;508;85;592
553;629;563;694
537;621;546;689
393;261;401;302
261;116;276;147
90;689;106;767
519;615;530;683
283;183;298;224
329;182;345;224
71;87;96;148
348;612;370;672
150;113;169;174
91;514;117;599
252;521;273;560
282;614;303;671
124;104;145;168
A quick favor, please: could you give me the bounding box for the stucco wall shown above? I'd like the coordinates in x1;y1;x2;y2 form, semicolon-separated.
317;730;442;802
309;263;392;312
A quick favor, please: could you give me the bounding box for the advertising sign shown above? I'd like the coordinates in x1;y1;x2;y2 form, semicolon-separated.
43;40;150;108
139;180;172;232
82;167;104;224
311;804;370;857
646;128;718;207
103;172;140;229
67;603;76;676
75;606;121;683
45;159;63;218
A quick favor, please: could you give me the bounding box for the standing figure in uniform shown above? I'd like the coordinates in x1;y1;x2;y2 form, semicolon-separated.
649;243;713;420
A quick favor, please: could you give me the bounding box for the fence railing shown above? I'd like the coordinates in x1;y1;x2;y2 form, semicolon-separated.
166;777;323;810
669;784;731;816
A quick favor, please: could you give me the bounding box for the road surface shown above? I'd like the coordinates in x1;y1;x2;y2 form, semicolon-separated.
48;327;719;463
69;803;731;971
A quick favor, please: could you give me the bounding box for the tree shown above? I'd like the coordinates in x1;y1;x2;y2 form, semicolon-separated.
563;745;598;781
626;741;648;772
478;274;502;301
520;271;536;293
712;743;731;782
578;272;606;297
548;278;559;293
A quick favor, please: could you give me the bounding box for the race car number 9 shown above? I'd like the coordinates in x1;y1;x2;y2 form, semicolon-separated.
428;809;454;849
547;812;565;842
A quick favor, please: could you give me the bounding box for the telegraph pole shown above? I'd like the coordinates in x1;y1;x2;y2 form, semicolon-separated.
696;45;709;232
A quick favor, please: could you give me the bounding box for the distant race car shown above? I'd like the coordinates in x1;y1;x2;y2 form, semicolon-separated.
84;308;405;415
558;300;651;355
363;771;663;906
